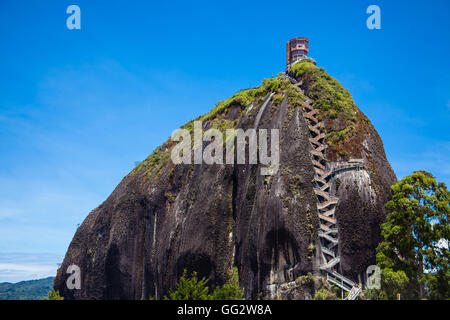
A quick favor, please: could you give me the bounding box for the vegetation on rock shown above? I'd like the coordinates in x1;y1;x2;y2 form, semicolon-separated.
133;74;299;177
290;61;356;121
313;288;337;300
290;60;366;158
184;76;288;128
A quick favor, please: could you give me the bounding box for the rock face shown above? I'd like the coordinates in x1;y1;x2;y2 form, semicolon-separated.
54;61;396;299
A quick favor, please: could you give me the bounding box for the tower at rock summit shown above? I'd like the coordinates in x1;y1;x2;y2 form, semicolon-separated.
54;38;396;300
286;37;316;67
284;37;367;299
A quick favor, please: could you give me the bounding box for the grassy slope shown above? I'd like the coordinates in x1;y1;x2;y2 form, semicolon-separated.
290;60;372;159
132;61;371;177
132;75;304;178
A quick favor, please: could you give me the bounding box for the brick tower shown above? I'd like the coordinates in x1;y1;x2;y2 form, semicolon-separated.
286;37;309;66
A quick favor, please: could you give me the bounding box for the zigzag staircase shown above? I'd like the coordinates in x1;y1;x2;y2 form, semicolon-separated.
284;71;362;300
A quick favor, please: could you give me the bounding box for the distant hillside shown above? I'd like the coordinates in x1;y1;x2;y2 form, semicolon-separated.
0;277;54;300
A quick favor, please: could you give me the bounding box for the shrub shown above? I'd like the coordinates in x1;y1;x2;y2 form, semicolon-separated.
211;267;244;300
163;267;244;300
295;272;315;287
313;288;337;300
165;270;210;300
44;289;64;300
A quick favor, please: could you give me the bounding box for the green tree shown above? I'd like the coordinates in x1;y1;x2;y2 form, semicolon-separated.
376;171;449;299
211;267;244;300
164;269;210;300
44;289;64;300
162;267;245;300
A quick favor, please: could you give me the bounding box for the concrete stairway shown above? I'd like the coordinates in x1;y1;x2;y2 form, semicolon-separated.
284;71;363;300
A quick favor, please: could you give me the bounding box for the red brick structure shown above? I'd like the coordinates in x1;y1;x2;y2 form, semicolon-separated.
286;37;309;66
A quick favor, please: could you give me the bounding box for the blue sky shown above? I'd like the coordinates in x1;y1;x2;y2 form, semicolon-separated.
0;0;449;282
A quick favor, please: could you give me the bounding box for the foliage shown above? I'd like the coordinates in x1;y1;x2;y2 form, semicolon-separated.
292;273;337;300
163;267;244;300
44;288;64;300
194;76;286;124
362;288;388;300
313;288;337;300
376;171;449;299
290;61;357;149
164;192;175;203
0;277;54;300
290;61;356;121
132;145;171;177
286;85;305;108
326;126;354;144
165;269;210;300
295;272;315;287
376;267;409;300
209;118;236;134
211;267;244;300
134;76;292;177
270;94;284;107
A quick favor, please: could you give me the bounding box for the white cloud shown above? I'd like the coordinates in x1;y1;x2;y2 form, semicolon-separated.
0;263;56;281
0;252;62;283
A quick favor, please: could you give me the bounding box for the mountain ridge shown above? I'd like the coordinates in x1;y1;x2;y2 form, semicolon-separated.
0;276;54;300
